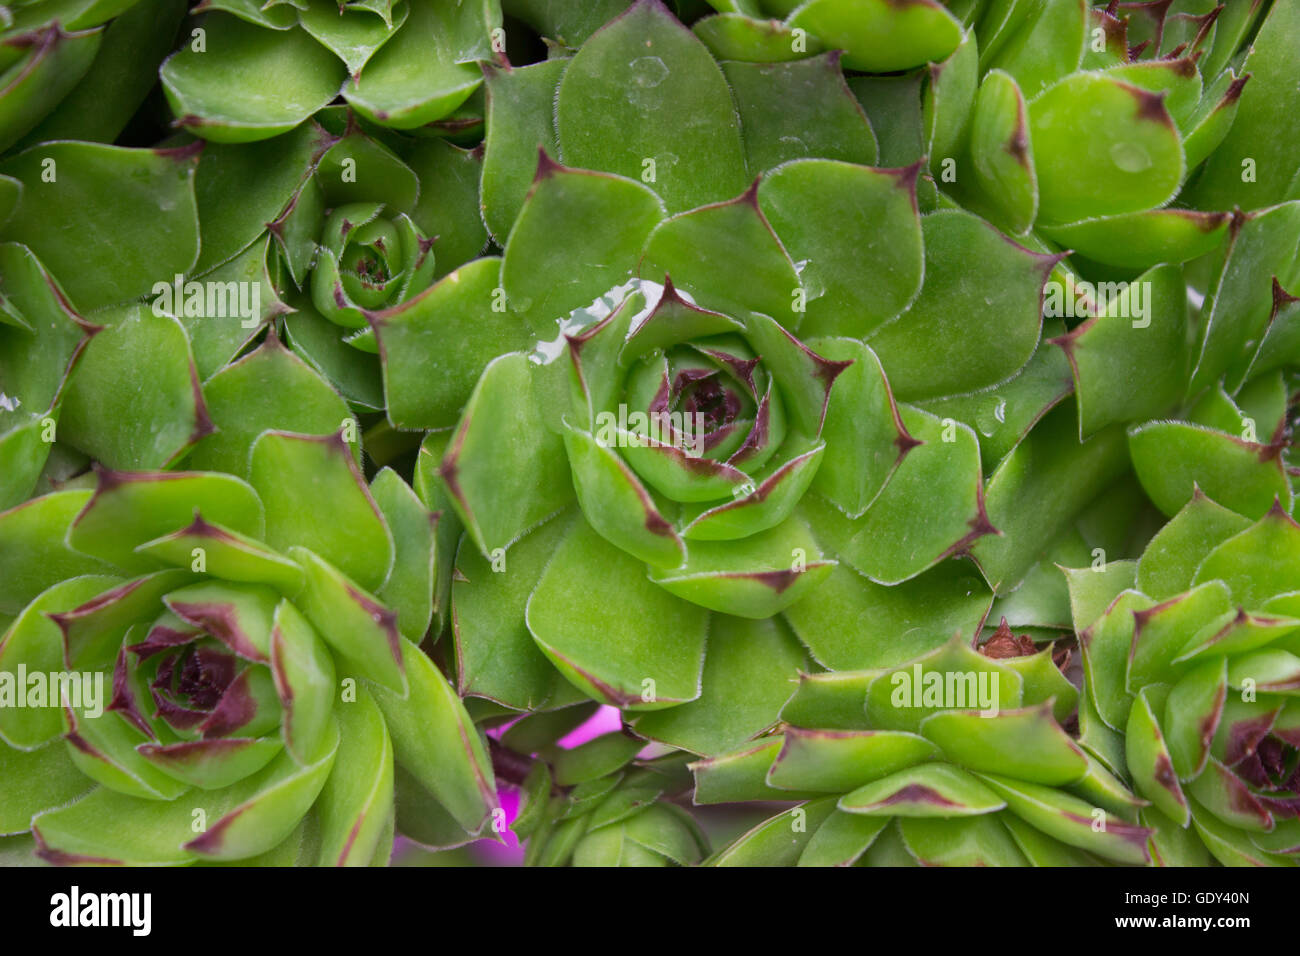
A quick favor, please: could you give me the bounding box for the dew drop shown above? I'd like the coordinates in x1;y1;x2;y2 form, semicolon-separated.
974;397;1007;436
1109;141;1151;173
795;259;825;300
630;56;668;88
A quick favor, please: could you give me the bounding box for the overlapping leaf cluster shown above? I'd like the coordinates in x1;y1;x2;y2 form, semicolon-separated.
0;0;1297;866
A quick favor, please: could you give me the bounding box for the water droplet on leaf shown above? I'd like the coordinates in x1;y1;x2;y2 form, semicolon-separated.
1109;142;1151;173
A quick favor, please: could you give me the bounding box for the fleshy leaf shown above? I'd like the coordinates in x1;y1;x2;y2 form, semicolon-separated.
1028;72;1183;226
982;0;1084;99
502;156;665;332
783;550;991;671
58;305;211;471
646;515;835;618
804;337;911;518
136;514;305;594
452;510;572;710
760;160;922;340
249;431;394;592
957;69;1036;234
839;764;1004;817
1041;209;1231;270
67;469;265;574
1189;202;1300;396
269;599;336;766
0;574;121;747
374;256;534;430
974;407;1129;593
0;25;102;154
1184;0;1300;210
709;798;837;866
640;184;800;326
191;334;354;478
866;210;1054;400
976;773;1151;865
554;0;749;214
787;0;962;73
922;704;1087;786
288;546;404;694
0;491;116;615
632;615;806;756
768;728;938;794
0;743;93;836
1136;490;1251;600
817;405;987;585
1126;688;1189;825
479;59;566;244
526;518;708;709
315;683;394;866
1191;504;1300;609
722;54;877;174
438;352;573;557
0;142;200;310
367;636;497;834
1128;421;1292;520
863;637;1022;733
161;12;347;142
342;0;487;129
561;423;684;569
371;467;437;643
1053;263;1191;437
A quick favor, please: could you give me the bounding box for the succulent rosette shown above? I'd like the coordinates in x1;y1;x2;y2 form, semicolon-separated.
309;197;436;337
366;0;1107;753
0;101;488;506
1070;491;1300;866
495;710;709;866
0;430;496;865
693;626;1158;866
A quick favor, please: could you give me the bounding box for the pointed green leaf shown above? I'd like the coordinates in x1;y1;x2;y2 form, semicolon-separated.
840;763;1004;817
0;491;116;615
1128;421;1292;520
161;12;346;142
269;599;336;765
760;161;922;340
555;0;748;214
723;53;876;174
866;210;1053;400
0;141;200;310
787;0;962;73
641;185;799;326
502;158;665;332
289;547;404;694
67;469;264;574
632;615;806;756
526;518;707;708
250;431;393;592
367;636;496;834
342;0;486;130
315;684;394;866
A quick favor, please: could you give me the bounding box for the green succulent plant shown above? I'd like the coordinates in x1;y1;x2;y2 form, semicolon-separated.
500;715;710;866
371;0;1098;741
0;433;495;864
0;0;1299;870
1072;491;1300;867
0;102;489;502
693;626;1161;866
